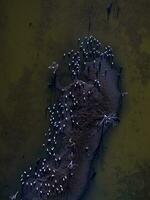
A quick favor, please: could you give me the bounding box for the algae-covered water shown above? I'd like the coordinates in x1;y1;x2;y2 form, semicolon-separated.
0;0;150;199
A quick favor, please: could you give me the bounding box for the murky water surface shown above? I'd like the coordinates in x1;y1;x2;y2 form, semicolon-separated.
0;0;150;199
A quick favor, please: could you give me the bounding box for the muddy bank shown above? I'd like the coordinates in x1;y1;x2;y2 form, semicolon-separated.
11;36;122;200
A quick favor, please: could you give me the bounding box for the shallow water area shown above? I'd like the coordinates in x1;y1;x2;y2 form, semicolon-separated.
0;0;150;200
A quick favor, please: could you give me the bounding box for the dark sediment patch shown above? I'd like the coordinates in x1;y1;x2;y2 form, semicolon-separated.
10;36;122;200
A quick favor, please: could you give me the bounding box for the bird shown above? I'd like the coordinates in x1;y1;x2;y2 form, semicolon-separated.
9;191;19;200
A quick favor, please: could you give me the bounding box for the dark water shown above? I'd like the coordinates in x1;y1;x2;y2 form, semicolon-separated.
0;0;150;199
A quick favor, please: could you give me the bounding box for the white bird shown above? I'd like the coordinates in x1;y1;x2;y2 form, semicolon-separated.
9;191;19;200
121;91;128;97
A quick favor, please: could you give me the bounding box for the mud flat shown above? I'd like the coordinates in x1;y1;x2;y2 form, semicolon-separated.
12;36;122;200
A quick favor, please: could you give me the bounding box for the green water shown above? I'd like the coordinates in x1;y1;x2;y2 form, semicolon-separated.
0;0;150;199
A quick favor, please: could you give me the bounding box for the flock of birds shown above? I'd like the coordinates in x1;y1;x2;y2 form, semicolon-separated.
10;35;124;200
50;35;115;86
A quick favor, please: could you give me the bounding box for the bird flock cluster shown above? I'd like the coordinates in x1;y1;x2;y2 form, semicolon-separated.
57;35;114;83
15;36;121;200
